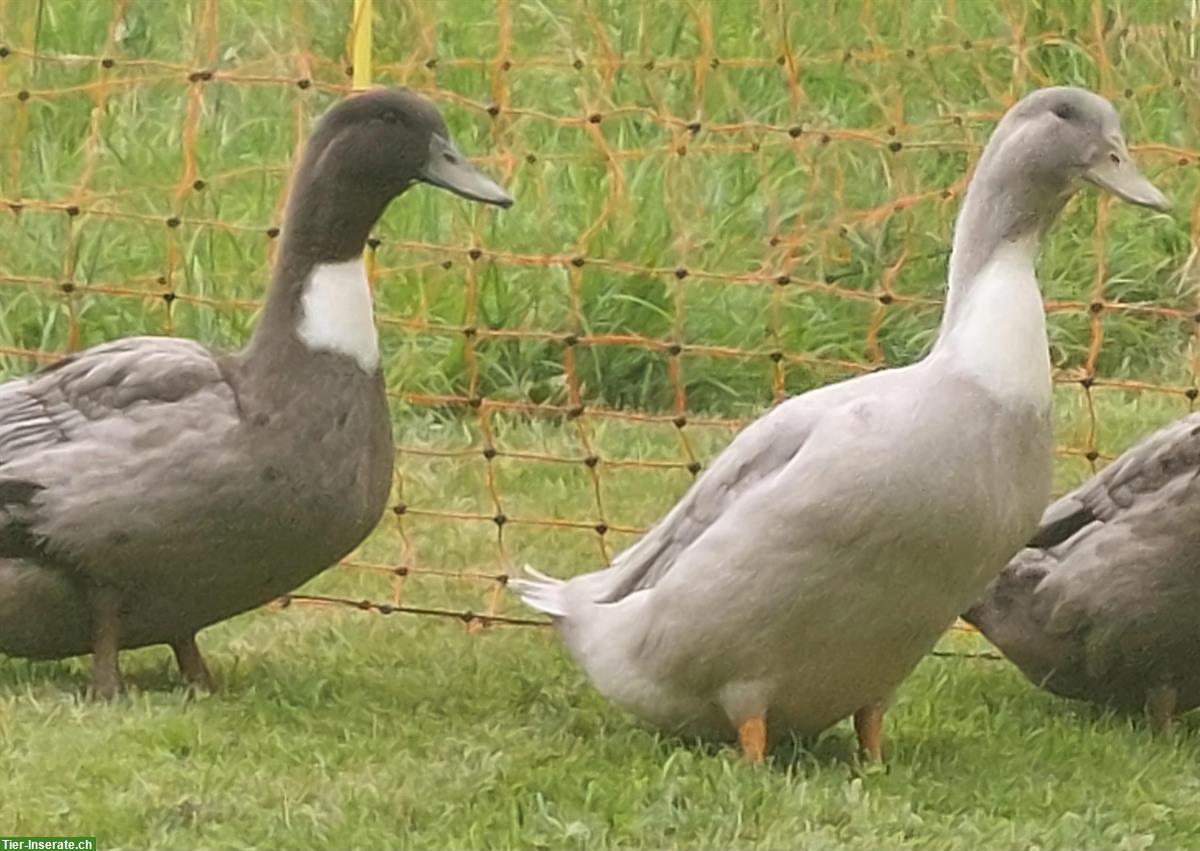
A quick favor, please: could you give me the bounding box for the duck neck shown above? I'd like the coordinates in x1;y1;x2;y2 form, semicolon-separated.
932;152;1067;407
244;164;394;376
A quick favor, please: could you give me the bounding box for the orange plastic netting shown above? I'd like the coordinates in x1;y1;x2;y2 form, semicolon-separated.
0;0;1196;632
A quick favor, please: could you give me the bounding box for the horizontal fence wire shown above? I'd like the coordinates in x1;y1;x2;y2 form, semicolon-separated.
0;0;1198;654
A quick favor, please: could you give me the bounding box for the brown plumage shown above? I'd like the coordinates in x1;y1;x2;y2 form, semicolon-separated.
0;89;512;697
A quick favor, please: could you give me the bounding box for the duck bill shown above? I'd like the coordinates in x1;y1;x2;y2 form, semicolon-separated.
1082;148;1169;212
419;134;513;208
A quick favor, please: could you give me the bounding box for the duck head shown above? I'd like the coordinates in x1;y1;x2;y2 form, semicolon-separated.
249;88;512;374
976;86;1168;221
280;88;512;265
303;87;512;206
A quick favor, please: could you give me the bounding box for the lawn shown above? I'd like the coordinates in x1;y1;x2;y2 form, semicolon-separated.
1;0;1199;848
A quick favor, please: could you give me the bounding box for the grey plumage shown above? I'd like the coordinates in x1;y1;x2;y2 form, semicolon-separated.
512;86;1169;755
0;88;511;694
964;413;1200;716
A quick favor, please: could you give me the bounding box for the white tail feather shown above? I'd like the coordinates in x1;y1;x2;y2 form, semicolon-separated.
509;564;568;618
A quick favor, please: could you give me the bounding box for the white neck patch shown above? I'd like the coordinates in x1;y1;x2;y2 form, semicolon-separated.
296;257;380;373
939;238;1050;409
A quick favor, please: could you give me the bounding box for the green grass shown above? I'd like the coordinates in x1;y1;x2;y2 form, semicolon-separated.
5;613;1200;850
2;0;1200;848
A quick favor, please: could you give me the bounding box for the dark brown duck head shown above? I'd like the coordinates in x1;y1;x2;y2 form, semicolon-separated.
248;87;512;372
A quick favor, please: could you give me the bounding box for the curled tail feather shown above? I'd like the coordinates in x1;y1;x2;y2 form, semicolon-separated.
509;564;568;618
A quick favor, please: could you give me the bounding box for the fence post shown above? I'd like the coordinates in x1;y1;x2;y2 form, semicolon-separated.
351;0;373;90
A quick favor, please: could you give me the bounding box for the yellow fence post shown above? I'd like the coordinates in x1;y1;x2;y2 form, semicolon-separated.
351;0;373;91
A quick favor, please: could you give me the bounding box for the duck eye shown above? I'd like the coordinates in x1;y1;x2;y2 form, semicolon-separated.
1051;103;1074;120
1110;152;1121;165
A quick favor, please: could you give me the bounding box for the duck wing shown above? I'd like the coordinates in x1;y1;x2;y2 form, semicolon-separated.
1039;414;1200;549
0;336;240;566
590;388;848;604
967;413;1200;681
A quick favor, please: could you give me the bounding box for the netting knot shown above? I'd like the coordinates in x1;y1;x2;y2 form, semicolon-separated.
594;522;608;535
469;396;484;408
440;260;453;270
16;89;30;102
775;274;790;286
567;404;585;419
0;46;9;58
1085;450;1099;462
296;78;311;89
887;141;903;153
666;343;682;356
570;256;585;267
583;454;599;467
187;69;214;83
672;415;687;428
192;179;206;191
165;216;181;228
788;125;803;138
769;351;784;363
162;292;177;304
424;58;438;69
100;57;115;68
673;267;688;279
482;446;497;460
687;461;703;475
64;205;80;217
878;293;894;305
367;236;381;249
266;226;280;239
1079;376;1095;389
1188;388;1200;401
60;281;75;294
563;333;579;347
468;248;483;260
392;503;407;516
486;104;500;118
587;113;602;124
1089;301;1104;315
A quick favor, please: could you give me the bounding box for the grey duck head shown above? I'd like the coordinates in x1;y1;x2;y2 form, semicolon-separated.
974;86;1169;219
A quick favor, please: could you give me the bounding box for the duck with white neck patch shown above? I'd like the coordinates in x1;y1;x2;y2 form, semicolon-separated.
512;86;1169;762
0;88;512;698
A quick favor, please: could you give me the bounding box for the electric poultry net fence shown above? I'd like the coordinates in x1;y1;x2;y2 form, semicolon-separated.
0;0;1197;646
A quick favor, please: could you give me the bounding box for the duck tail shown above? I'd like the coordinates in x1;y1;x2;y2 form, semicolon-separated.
509;564;568;618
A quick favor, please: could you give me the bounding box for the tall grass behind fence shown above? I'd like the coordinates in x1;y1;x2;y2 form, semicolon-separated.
0;0;1196;629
